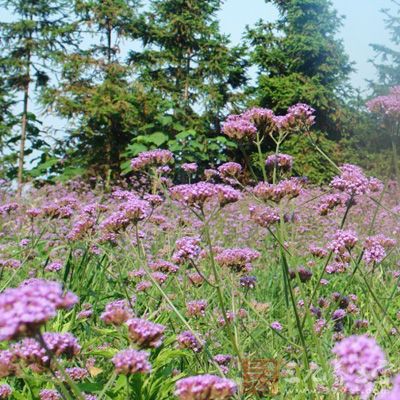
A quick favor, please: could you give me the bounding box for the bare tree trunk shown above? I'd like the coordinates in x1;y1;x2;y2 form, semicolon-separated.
183;50;191;105
17;76;30;198
392;136;399;183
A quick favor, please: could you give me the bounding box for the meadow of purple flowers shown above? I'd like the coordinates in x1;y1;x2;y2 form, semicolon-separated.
0;105;399;399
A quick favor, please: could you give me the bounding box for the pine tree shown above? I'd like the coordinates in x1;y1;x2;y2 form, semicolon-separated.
0;73;17;178
42;0;142;181
370;1;400;93
246;0;353;138
0;0;76;195
130;0;247;139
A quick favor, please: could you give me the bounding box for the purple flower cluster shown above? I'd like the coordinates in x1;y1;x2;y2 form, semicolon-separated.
0;350;16;377
332;335;386;399
170;183;240;209
222;114;257;140
253;178;303;202
0;202;18;216
12;332;80;368
99;199;150;240
218;162;242;178
175;374;237;400
130;149;173;170
0;280;78;341
331;164;382;196
149;260;179;274
363;234;396;264
126;318;166;348
112;349;151;375
366;86;400;119
0;384;11;399
186;300;208;317
182;163;198;173
100;300;133;326
328;229;358;255
265;153;293;171
213;354;232;373
172;236;201;264
215;248;260;273
40;390;61;400
249;205;280;228
177;331;204;353
318;193;347;215
56;367;88;381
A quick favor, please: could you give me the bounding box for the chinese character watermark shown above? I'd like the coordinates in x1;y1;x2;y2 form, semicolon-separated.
242;358;280;396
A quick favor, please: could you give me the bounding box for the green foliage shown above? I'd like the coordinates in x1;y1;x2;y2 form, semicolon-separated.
41;0;142;181
122;111;237;174
245;0;353;139
370;1;400;93
281;132;338;183
0;0;76;183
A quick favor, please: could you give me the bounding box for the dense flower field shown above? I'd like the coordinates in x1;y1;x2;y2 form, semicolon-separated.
0;105;399;399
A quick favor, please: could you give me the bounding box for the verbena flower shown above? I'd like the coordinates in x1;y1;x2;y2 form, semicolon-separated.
112;349;151;375
215;248;260;273
332;335;386;399
182;163;198;173
0;384;11;399
0;280;78;341
218;162;242;178
130;149;173;170
101;300;133;326
249;205;280;228
328;229;358;255
222;114;257;140
186;300;208;317
175;374;237;400
172;236;201;264
331;164;381;195
265;153;293;171
177;331;204;353
126;318;165;348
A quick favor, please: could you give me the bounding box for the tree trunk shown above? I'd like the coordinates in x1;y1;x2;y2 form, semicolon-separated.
391;135;399;183
17;75;30;198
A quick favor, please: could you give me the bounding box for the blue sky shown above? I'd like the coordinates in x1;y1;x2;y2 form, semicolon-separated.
218;0;395;91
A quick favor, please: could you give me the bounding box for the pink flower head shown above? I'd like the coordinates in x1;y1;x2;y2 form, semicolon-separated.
0;280;78;341
222;114;257;140
332;335;386;399
175;374;237;400
218;162;242;178
215;248;260;273
265;153;293;171
112;349;151;375
249;205;280;228
131;149;173;170
331;164;381;196
126;318;166;348
172;236;201;264
40;389;61;400
177;331;204;353
0;384;11;399
328;229;358;255
186;300;208;318
182;163;198;173
101;300;133;326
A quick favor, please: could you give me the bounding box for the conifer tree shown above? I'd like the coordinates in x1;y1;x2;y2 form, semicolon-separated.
0;0;76;195
246;0;353;138
130;0;247;136
43;0;142;181
370;1;400;93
